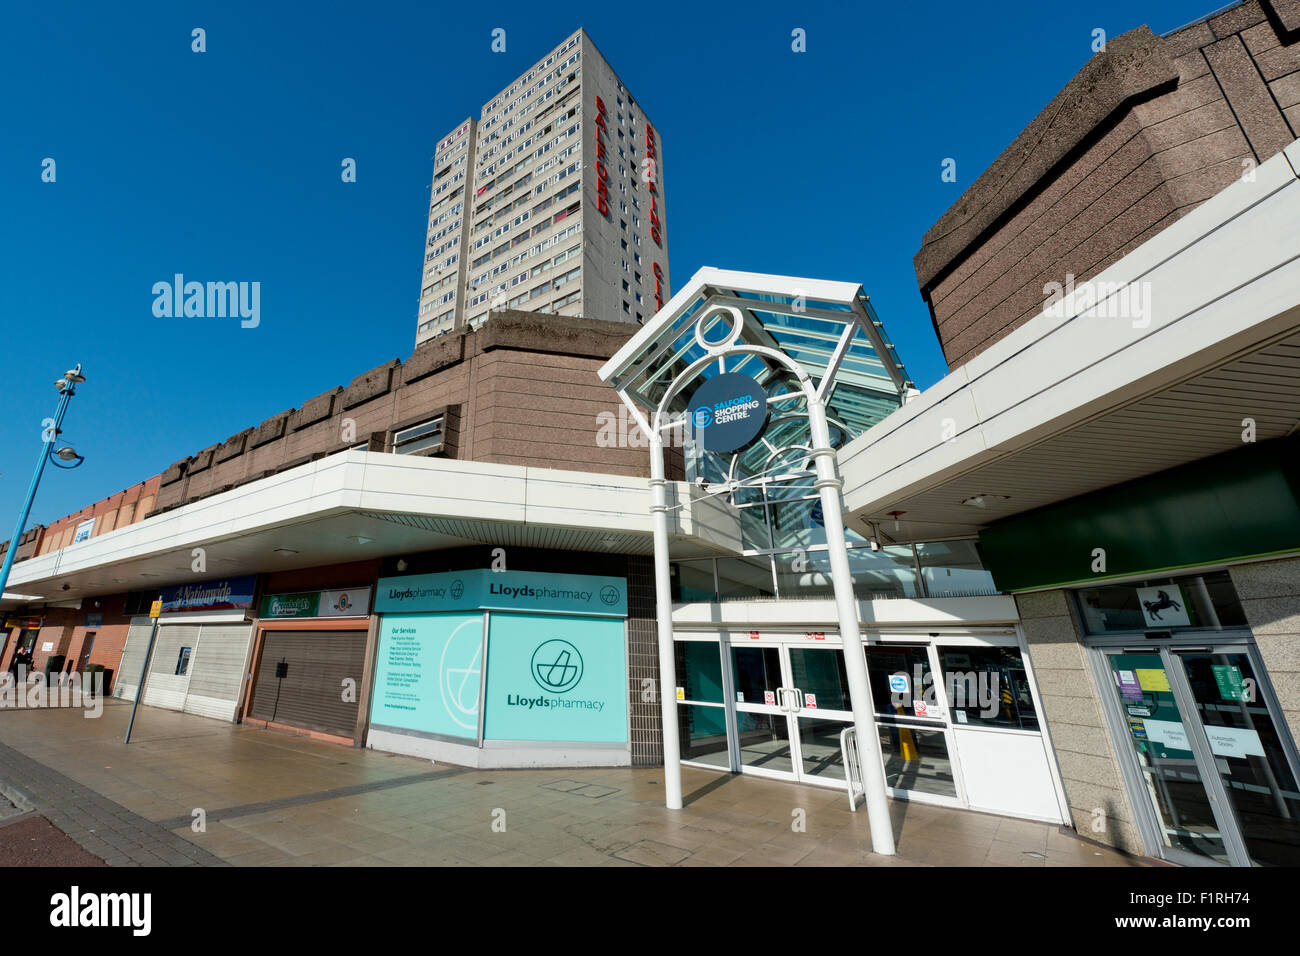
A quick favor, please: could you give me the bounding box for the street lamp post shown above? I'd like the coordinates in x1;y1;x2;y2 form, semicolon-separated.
0;365;87;607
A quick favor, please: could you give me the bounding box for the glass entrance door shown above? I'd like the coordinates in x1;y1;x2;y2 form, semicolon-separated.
1174;648;1300;866
730;644;797;777
1102;650;1233;864
787;645;855;785
1101;643;1300;866
726;640;856;784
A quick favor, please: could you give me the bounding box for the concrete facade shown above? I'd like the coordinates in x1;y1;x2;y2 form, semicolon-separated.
916;0;1300;369
1015;590;1144;854
149;311;674;517
1230;554;1300;733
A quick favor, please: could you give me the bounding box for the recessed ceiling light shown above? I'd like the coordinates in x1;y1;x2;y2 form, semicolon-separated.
348;536;374;545
273;548;299;556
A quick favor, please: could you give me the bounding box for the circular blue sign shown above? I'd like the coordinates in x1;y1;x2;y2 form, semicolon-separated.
687;373;768;453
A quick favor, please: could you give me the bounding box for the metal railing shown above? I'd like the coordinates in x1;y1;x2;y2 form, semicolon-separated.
840;726;866;812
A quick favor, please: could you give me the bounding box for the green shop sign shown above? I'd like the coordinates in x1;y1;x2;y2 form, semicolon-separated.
261;592;319;618
260;587;373;619
375;568;627;617
979;436;1300;592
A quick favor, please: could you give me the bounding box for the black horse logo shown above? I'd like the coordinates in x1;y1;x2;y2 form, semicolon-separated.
1142;590;1182;621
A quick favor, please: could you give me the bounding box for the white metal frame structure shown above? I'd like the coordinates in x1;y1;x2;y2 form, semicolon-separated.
599;268;913;854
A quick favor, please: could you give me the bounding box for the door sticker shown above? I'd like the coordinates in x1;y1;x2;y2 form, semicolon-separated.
1142;718;1190;751
1211;664;1246;701
763;690;776;705
1203;725;1265;759
1136;668;1171;692
804;693;817;709
1136;584;1190;627
1116;669;1144;701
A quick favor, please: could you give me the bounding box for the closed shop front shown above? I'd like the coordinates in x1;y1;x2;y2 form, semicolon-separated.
248;630;368;738
113;577;259;722
243;587;374;743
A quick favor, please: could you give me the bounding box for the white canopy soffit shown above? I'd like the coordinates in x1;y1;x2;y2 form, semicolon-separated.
3;452;742;606
840;140;1300;543
598;267;912;486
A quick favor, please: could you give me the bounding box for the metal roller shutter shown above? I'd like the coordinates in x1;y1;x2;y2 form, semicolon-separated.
114;621;157;701
143;624;199;710
184;624;252;720
248;630;367;738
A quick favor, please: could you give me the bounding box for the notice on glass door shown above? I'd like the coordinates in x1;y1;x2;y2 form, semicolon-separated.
1203;725;1265;759
1211;664;1246;701
1136;668;1171;693
1116;670;1144;701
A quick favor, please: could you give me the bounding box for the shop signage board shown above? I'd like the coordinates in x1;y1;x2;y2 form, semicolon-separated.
259;588;372;620
159;575;256;613
320;588;370;617
73;518;95;544
483;612;628;743
371;570;630;746
686;372;768;454
370;611;483;740
262;592;319;618
85;613;103;628
375;569;627;618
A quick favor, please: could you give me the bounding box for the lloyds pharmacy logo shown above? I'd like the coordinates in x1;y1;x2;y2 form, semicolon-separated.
531;639;583;693
1043;273;1152;329
891;667;1002;718
151;274;261;328
50;886;151;936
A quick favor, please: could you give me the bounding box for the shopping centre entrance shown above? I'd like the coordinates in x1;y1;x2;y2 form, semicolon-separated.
676;628;1067;822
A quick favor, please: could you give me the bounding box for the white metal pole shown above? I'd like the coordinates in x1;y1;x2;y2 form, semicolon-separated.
806;389;897;855
648;428;684;810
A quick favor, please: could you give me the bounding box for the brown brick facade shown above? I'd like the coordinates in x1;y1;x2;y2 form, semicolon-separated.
149;311;666;516
916;0;1300;369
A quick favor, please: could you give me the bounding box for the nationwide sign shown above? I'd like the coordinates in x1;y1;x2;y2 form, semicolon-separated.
159;575;257;613
687;372;769;453
375;569;627;618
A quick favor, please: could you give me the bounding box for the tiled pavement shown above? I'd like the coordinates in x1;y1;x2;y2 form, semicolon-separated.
0;700;1147;867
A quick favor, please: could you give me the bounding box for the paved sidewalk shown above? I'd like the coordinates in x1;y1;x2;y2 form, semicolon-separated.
0;700;1145;867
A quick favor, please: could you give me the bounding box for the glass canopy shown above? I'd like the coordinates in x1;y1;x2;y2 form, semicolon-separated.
599;268;913;495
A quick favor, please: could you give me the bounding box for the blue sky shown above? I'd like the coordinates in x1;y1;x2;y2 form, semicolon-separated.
0;0;1219;527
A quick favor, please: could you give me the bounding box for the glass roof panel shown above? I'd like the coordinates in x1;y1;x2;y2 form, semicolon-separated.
600;269;909;490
